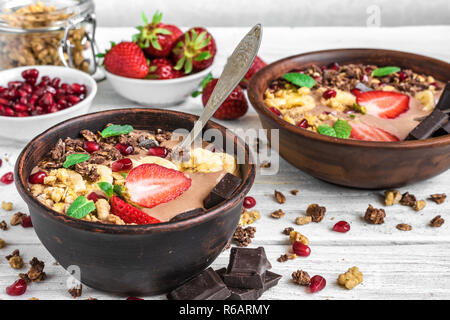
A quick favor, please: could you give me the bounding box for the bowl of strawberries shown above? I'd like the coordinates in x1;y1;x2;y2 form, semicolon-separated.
102;11;216;107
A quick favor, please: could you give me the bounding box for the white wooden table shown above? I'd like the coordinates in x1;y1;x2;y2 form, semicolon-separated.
0;26;449;300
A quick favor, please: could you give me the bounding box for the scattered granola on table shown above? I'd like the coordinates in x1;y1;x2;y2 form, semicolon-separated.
400;192;416;207
396;223;412;231
19;257;46;283
413;200;426;211
295;216;312;225
277;253;297;262
0;238;5;248
233;226;256;247
68;284;83;299
289;230;309;245
239;208;260;226
260;161;271;168
274;190;286;204
6;249;24;269
10;212;27;226
429;194;446;204
282;227;294;235
430;215;445;227
0;220;8;231
292;270;311;286
270;209;285;219
364;204;386;224
1;201;13;211
290;189;299;196
384;189;402;206
338;267;363;290
306;203;326;222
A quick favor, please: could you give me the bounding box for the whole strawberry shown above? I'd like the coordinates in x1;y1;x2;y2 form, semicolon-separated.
240;56;267;88
134;11;182;58
172;27;216;74
148;58;184;80
103;41;149;79
201;77;248;120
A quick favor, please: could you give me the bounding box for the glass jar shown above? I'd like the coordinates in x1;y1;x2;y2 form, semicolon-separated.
0;0;99;74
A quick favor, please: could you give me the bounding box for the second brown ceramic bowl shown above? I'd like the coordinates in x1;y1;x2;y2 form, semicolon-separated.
15;109;255;295
248;48;450;189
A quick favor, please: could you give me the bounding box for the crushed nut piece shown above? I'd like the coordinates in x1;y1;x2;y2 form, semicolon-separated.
1;201;12;211
338;267;363;289
21;257;47;282
239;208;260;226
0;238;5;248
6;249;23;269
295;216;312;225
429;194;446;204
384;190;402;206
10;212;27;226
430;215;445;227
233;226;256;247
292;270;311;286
270;209;285;219
277;253;297;262
68;284;82;299
260;161;271;168
364;204;386;224
274;190;286;204
282;227;294;235
396;223;412;231
306;204;326;222
400;192;416;207
0;220;7;230
289;231;309;245
414;200;426;211
290;189;299;195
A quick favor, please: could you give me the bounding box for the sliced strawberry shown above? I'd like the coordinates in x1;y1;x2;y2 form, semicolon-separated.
126;164;191;208
110;196;161;225
349;121;400;142
356;90;409;119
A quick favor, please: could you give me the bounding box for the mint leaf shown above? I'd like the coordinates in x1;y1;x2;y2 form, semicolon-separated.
372;66;401;77
333;119;352;139
113;185;123;197
318;124;337;137
120;173;128;179
98;182;113;198
67;196;96;219
100;124;134;138
282;73;316;88
63;154;90;168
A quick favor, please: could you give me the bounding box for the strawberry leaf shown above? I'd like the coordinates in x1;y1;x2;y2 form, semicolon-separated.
198;37;211;49
151;11;162;26
141;12;148;26
191;91;202;98
155;28;172;35
318;124;337;137
63;154;90;168
174;56;185;70
98;182;114;198
200;73;213;89
282;73;316;88
185;58;193;74
67;196;96;219
101;124;134;138
372;66;401;77
194;31;207;47
151;38;162;51
333;119;352;139
194;51;212;62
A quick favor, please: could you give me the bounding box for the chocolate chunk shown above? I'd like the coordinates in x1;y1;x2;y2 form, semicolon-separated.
222;247;270;289
436;82;450;111
203;173;242;209
167;267;231;300
406;109;448;140
169;208;205;222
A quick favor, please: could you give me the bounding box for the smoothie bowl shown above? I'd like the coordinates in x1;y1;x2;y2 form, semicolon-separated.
248;49;450;189
15;109;255;295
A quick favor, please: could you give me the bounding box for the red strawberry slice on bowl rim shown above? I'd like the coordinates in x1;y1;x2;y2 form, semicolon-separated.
356;90;410;119
349;121;400;142
126;163;192;208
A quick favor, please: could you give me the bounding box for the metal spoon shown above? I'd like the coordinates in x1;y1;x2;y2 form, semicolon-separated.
173;24;262;156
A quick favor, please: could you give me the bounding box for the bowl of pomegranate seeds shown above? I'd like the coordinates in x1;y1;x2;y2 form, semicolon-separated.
100;11;215;106
0;66;97;141
248;48;450;188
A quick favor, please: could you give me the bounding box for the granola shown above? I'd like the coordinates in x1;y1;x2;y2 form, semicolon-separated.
1;201;13;211
277;253;297;262
10;212;27;226
295;216;312;225
338;267;363;290
68;284;82;298
384;190;402;206
292;270;311;286
6;249;23;269
233;226;256;247
364;204;386;224
274;190;286;204
430;215;445;227
396;223;412;231
19;257;46;283
0;220;7;231
239;208;260;226
270;209;285;219
289;230;309;245
400;192;416;207
429;194;446;204
306;204;326;222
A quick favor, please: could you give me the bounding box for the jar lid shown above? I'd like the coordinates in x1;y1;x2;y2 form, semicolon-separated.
0;0;94;33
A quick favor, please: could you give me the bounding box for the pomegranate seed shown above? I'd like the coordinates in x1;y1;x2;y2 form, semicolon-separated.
70;83;86;94
126;296;144;300
309;275;326;293
269;107;281;116
351;88;361;96
243;196;256;209
13;104;28;112
0;97;9;105
327;62;339;71
4;107;15;116
292;241;311;257
87;192;106;203
28;171;47;184
365;67;373;74
322;89;337;100
0;172;14;184
67;95;81;104
51;77;61;88
21;215;33;228
111;158;133;172
115;143;134;156
22;68;39;81
6;279;27;296
148;146;168;158
398;71;407;81
296;119;309;128
332;220;351;233
84;141;100;153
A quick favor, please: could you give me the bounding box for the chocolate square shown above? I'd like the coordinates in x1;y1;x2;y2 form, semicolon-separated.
406;109;449;140
436;82;450;111
203;173;242;209
169;208;205;222
222;247;270;289
167;267;231;300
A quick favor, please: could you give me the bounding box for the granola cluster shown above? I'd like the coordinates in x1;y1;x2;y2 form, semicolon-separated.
233;226;256;247
306;203;326;222
338;266;363;290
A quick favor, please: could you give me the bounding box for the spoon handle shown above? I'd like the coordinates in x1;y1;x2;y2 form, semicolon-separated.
177;24;262;151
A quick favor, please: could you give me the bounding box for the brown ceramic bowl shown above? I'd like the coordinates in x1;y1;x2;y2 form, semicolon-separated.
15;109;255;295
248;48;450;189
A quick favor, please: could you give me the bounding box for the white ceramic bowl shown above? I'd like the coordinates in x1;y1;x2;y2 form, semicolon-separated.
104;66;212;106
0;66;97;142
